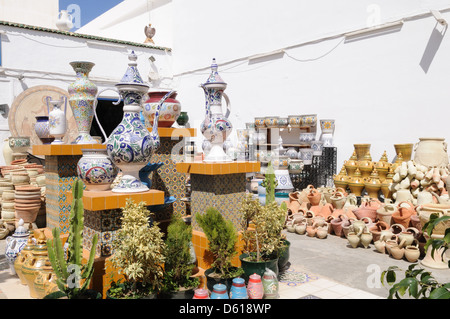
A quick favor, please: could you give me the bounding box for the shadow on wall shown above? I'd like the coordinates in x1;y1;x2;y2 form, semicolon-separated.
420;22;447;73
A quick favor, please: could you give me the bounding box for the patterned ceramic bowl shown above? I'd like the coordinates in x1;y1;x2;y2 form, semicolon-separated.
311;140;324;156
272;155;290;169
264;116;279;128
288;115;302;128
8;137;30;153
288;159;304;174
299;132;316;145
254;117;266;128
320;119;335;133
298;148;314;165
301;114;317;127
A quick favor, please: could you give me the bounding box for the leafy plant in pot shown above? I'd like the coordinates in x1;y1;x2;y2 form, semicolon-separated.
196;207;243;292
107;199;166;299
45;179;100;299
239;162;288;281
381;213;450;299
159;216;200;299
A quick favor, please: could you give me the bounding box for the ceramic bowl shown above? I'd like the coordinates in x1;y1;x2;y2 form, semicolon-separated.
2;190;15;201
11;173;30;184
1;209;15;220
8;136;30;153
288;115;302;128
288;159;304;174
299;132;316;145
301;114;317;127
2;201;15;210
254;117;265;128
320;119;335;133
264;116;279;128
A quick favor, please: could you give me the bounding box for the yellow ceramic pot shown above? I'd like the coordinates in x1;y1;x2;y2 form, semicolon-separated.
344;151;358;177
394;143;413;162
348;168;365;196
353;144;371;161
358;151;373;178
21;230;48;298
364;168;382;199
14;236;36;285
33;260;55;299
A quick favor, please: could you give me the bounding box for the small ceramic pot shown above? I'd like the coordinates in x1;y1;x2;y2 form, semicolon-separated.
301;114;317;126
77;149;119;191
288;159;304;174
277;117;288;128
299;132;316;145
247;273;264;299
210;283;229;299
298;148;314;165
143;90;181;128
254;117;265;128
230;277;247;299
264;116;279;128
320;119;335;133
8;136;30;153
34;116;55;144
287;115;301;128
192;288;209;299
285;147;298;159
311;140;324;156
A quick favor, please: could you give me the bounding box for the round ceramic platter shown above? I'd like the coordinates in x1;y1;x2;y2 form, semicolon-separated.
8;85;78;146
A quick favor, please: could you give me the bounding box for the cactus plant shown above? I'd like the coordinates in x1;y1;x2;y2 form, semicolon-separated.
261;161;277;205
46;178;98;299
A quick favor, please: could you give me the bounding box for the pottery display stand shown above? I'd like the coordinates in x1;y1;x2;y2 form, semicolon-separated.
32;143;106;234
176;161;260;270
148;127;196;230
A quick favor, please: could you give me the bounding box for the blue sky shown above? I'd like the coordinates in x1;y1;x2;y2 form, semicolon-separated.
59;0;123;31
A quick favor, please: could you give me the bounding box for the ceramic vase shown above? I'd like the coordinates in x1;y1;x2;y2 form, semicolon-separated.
33;260;54;299
21;230;48;298
353;144;371;161
299;148;314;165
247;273;264;299
210;283;229;299
77;148;119;191
262;269;279;299
14;235;36;285
347;231;360;248
34;116;54;144
5;219;29;275
200;59;233;162
413;138;448;168
143;90;181;128
68;61;99;144
96;52;169;193
176;111;189;127
230;277;247;299
47;96;67;144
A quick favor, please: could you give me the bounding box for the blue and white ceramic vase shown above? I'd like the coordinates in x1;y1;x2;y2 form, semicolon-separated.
5;219;29;275
230;277;248;299
200;59;233;162
34;116;55;144
68;61;99;144
210;283;229;299
76;148;119;191
95;51;174;193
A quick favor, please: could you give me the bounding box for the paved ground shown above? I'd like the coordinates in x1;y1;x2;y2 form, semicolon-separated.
0;229;448;299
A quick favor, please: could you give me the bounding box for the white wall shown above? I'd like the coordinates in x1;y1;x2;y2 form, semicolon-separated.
0;24;171;164
0;0;59;29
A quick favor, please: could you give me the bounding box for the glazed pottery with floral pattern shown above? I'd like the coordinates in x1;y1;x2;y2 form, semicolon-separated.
5;219;29;275
247;273;264;299
47;96;67;144
320;119;335;133
143;90;181;128
34;116;54;144
68;61;99;144
77;148;119;191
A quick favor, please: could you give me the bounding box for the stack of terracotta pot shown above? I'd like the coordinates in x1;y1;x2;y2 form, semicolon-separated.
14;186;42;230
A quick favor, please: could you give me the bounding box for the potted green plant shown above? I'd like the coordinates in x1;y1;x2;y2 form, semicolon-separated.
239;162;288;281
196;207;243;292
107;198;166;299
381;213;450;299
159;215;200;299
45;179;101;299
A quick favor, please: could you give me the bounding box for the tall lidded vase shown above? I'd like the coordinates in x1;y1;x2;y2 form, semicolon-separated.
47;96;68;144
200;58;232;162
95;51;173;193
68;61;99;144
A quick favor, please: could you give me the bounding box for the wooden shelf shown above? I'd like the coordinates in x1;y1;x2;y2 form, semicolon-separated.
66;189;165;211
176;161;260;175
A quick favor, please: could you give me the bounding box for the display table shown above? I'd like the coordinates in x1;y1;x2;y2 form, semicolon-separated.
176;161;260;270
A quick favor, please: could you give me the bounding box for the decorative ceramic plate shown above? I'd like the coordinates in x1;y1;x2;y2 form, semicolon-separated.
8;85;78;147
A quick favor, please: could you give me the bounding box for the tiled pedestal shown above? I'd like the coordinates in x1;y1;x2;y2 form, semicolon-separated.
176;161;260;270
32;143;106;234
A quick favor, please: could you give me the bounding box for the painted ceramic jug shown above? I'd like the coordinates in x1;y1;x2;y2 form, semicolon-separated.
94;51;174;193
5;219;29;275
76;148;119;191
143;90;181;128
34;116;54;144
68;61;99;144
47;96;67;144
200;58;233;162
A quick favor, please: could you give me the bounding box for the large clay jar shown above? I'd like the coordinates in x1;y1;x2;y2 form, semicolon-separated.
392;201;416;228
416;203;450;236
21;229;48;298
68;61;99;144
76;148;119;191
376;203;397;226
330;215;347;237
353;198;381;221
14;235;36;285
143;90;181;128
413;138;448;168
